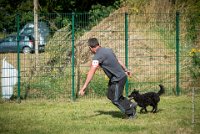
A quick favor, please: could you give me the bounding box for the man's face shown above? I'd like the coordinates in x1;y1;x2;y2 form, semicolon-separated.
89;46;95;54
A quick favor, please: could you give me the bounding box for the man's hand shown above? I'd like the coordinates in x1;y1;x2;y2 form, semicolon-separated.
79;85;86;96
125;70;132;77
79;89;85;96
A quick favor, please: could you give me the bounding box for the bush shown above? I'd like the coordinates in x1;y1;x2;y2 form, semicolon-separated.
189;48;200;79
88;3;119;26
88;74;109;96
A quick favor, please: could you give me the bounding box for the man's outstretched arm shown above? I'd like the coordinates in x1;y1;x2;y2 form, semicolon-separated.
79;61;99;96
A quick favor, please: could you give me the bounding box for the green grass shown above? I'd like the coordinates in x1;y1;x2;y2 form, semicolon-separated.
0;95;199;134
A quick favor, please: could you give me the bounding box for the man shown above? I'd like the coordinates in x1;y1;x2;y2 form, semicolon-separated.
79;38;137;119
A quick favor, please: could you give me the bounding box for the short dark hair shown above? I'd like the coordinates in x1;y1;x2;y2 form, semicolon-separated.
88;38;99;48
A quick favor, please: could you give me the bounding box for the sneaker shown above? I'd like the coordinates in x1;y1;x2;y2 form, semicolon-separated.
130;102;137;110
125;112;137;120
127;103;137;120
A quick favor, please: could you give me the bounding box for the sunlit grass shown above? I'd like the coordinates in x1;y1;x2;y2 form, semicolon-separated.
0;95;199;134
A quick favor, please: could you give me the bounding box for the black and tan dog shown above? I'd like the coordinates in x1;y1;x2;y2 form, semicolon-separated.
128;84;165;113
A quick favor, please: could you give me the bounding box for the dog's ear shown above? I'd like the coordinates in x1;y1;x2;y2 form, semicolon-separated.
129;96;134;100
134;89;139;94
128;90;134;98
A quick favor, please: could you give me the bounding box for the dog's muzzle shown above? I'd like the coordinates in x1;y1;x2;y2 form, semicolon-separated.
129;96;134;100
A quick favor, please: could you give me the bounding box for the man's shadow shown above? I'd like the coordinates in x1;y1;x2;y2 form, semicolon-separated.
94;110;123;118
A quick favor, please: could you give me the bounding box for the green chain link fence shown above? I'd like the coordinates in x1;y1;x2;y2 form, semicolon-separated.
0;12;199;101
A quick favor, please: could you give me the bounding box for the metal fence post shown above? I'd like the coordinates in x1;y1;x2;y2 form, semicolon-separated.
176;11;180;95
17;14;21;103
125;12;129;97
71;12;75;101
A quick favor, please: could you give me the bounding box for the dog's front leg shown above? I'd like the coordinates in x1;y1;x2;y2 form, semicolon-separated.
140;108;144;113
151;107;155;113
140;107;147;114
144;107;148;113
153;105;158;113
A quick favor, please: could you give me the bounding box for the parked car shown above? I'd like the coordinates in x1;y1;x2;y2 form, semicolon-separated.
20;21;50;46
0;34;44;54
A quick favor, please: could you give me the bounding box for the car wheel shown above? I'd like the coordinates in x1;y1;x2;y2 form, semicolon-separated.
22;47;31;54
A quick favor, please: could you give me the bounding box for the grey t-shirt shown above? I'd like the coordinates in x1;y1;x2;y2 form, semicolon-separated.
92;47;126;82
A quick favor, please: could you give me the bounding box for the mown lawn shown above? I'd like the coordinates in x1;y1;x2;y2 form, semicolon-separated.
0;95;199;134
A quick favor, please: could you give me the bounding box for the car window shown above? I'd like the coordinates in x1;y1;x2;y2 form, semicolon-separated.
29;36;34;41
23;28;34;34
5;36;16;42
19;36;24;41
24;36;29;41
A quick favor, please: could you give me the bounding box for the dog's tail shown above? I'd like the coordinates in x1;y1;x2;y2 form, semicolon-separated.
157;84;165;96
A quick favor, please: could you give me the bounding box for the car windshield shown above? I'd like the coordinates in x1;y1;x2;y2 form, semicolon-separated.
22;28;34;35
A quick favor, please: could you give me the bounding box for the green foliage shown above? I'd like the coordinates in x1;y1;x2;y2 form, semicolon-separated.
185;13;200;43
19;12;34;28
89;3;119;26
177;1;200;44
18;69;72;99
0;0;121;32
189;49;200;79
121;0;149;13
87;74;109;96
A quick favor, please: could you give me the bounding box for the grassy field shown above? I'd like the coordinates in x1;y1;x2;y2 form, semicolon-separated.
0;95;199;134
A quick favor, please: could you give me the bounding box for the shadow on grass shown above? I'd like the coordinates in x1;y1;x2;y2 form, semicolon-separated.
137;108;164;114
80;108;165;120
75;110;124;120
95;110;123;118
94;108;164;118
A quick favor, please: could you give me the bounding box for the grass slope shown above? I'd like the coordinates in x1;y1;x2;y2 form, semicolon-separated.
0;95;199;134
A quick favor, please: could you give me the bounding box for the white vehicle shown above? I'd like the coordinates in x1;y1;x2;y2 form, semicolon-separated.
20;22;50;46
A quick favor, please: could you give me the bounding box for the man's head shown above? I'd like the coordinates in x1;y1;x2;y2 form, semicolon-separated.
88;38;99;48
88;38;100;53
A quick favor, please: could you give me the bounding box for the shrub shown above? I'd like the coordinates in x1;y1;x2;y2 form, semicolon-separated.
189;48;200;79
88;74;109;96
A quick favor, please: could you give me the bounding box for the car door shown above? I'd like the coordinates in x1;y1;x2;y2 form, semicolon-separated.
0;39;4;52
0;36;13;52
6;35;18;52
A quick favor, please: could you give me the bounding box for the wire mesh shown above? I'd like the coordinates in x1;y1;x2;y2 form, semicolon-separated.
0;12;199;100
127;13;177;95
